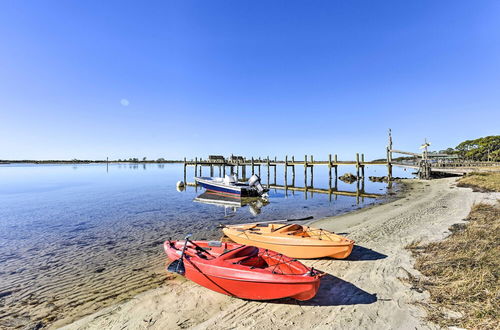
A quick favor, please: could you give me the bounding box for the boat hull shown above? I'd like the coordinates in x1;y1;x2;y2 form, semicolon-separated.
164;241;322;301
182;262;320;300
222;235;353;259
195;177;261;198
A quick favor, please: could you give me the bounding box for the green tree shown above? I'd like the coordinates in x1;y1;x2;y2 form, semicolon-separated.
455;135;500;161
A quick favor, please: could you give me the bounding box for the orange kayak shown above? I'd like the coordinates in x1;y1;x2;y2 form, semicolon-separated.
222;223;354;259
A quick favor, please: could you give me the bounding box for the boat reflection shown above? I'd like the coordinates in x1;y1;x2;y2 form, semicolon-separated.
193;191;269;217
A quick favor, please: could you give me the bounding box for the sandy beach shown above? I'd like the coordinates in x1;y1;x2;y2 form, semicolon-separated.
60;178;499;329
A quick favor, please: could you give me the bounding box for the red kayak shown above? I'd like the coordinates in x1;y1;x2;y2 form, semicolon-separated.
164;240;324;301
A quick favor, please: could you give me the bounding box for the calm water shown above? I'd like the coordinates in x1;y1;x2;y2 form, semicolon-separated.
0;163;411;328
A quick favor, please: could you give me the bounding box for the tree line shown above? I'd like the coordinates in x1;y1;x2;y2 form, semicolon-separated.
438;135;500;161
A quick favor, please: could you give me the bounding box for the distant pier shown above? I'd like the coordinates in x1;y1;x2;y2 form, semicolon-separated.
182;129;500;184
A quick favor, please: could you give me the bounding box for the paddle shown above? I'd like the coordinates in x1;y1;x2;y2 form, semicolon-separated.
217;216;313;229
167;234;192;276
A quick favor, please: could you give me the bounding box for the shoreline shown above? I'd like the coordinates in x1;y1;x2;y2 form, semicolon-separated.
0;164;394;330
61;177;499;329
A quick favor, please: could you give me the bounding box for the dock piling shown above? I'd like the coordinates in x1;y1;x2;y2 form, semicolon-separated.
304;155;308;191
361;153;365;178
284;155;288;187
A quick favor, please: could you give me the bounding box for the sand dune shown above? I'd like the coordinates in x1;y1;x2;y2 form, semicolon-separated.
62;178;499;329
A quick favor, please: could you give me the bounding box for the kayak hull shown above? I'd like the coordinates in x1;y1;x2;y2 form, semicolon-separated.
223;224;354;259
183;265;320;300
221;237;353;259
164;240;322;301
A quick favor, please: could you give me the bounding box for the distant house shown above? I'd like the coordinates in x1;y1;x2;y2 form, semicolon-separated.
230;155;245;162
209;155;225;162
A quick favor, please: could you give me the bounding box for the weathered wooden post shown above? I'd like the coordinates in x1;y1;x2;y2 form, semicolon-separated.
251;157;255;175
356;153;360;179
284;155;288;187
328;154;332;181
310;155;314;187
291;156;296;185
183;157;187;183
328;153;332;197
273;156;277;184
328;170;332;202
223;164;226;177
304;155;308;190
387;129;393;180
194;157;198;178
334;154;338;180
266;156;270;187
242;163;246;180
210;164;214;177
361;153;365;178
199;158;202;176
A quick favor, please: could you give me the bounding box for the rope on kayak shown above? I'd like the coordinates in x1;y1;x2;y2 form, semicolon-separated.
227;247;320;277
185;256;236;297
250;249;316;276
303;228;334;241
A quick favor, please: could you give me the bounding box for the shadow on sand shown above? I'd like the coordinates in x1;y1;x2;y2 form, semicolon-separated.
346;245;387;261
268;273;378;307
265;246;386;306
311;245;387;262
303;273;377;306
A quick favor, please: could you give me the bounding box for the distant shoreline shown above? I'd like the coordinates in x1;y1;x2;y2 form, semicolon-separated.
0;160;184;164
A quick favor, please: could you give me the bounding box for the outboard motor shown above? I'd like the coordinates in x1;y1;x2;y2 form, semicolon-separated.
248;174;267;196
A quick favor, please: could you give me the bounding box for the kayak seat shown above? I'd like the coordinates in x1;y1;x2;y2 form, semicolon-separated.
230;256;254;264
220;246;259;262
239;256;268;269
274;224;303;233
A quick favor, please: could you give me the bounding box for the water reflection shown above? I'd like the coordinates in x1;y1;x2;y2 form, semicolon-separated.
0;163;411;328
193;191;269;217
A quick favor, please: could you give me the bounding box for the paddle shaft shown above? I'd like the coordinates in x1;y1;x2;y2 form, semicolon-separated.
219;216;313;228
176;235;191;273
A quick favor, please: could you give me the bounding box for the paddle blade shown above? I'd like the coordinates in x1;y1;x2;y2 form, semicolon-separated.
167;259;185;275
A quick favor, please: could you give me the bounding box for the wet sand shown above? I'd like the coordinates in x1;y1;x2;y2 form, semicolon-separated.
62;178;499;329
0;217;224;329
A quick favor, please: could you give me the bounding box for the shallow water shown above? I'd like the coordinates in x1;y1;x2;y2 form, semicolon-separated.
0;163;412;328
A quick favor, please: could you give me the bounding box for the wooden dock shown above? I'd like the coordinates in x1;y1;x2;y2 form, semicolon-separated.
182;152;388;185
181;130;499;182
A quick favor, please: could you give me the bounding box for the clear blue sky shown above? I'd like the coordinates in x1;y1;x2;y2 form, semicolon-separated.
1;1;499;160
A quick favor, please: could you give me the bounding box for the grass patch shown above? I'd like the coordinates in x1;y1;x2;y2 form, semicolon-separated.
407;202;500;329
457;172;500;192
